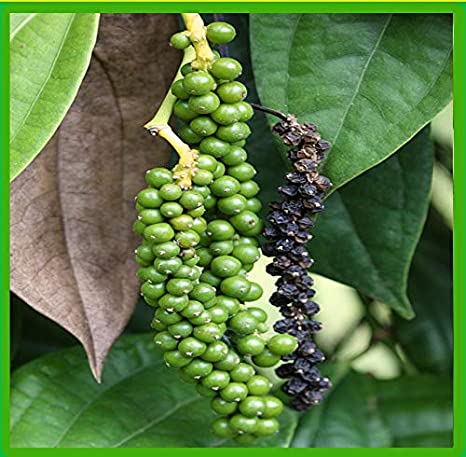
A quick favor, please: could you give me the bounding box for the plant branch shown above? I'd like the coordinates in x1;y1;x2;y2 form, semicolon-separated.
182;13;215;70
250;102;288;121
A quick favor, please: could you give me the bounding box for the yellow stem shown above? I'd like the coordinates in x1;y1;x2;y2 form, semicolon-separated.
182;13;215;70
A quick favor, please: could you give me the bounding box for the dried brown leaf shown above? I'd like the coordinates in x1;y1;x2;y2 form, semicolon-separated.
10;13;180;380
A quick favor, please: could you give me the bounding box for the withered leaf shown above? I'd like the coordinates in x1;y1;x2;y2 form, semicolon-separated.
10;13;180;380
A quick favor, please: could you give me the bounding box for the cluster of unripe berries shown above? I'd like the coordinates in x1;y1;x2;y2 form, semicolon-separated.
133;22;300;444
263;115;332;411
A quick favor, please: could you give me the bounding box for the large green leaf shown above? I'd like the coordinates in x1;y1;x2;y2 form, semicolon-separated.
10;13;99;181
394;208;453;373
310;129;433;319
377;375;453;447
250;14;452;191
10;334;298;448
292;371;452;447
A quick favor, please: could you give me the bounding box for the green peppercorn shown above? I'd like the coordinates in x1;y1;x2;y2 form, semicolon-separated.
182;359;213;379
188;92;221;114
193;322;223;343
197;154;218;172
201;340;229;362
209;240;234;256
247;376;272;396
206;219;235;241
164;350;192;368
170;32;190;50
210;57;242;81
170;214;194;231
179;190;204;210
211;396;238;415
229;414;258;434
237;335;266;356
154;331;178;351
211;417;236;438
183;71;216;96
178;337;207;357
174;99;198;122
216;122;251;143
178;124;203;144
239;180;260;198
215;349;241;371
145;168;173;188
190;116;218;137
206;21;236;44
211;103;241;125
158;293;189;312
171;79;190;100
217;81;247;103
252;348;281;368
202;370;231;390
220;276;251;300
228;163;256;182
234;101;254;122
139;209;164;225
137;188;163;208
199;136;231;158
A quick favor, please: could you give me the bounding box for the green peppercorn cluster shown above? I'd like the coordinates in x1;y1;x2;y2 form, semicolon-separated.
134;20;298;444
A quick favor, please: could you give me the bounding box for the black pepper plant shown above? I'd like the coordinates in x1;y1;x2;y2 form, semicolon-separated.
133;14;333;442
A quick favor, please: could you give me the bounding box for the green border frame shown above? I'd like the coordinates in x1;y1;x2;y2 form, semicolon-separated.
1;2;464;454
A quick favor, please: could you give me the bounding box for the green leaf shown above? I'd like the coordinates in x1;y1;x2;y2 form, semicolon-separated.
377;375;453;447
250;14;452;191
292;372;391;447
10;13;100;181
393;208;453;373
292;371;452;447
10;334;298;448
310;129;433;318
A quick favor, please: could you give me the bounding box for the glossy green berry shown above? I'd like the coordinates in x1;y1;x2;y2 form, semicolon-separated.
210;176;241;198
178;125;203;144
137;188;163;208
145;168;173;188
192;169;214;187
199;270;222;287
247;307;268;324
176;189;202;210
237;335;266;356
142;267;167;284
211;417;236;438
176;230;201;248
197;154;218;172
171;79;189;99
178;337;207;358
232;245;260;264
141;282;165;300
133;220;146;235
220;382;249;402
212;162;226;178
230;414;258;434
211;103;241;125
155;308;183;327
210;255;242;278
230;363;255;382
247;375;272;396
164;350;192;368
169;214;194;231
159;183;183;201
202;370;230;390
245;197;262;213
211;396;238;415
244;282;264;301
181;63;193;76
206;219;235;241
234;433;258;444
216;295;241;316
187;206;206;218
158;293;189;312
268;334;298;356
208;304;229;324
206;21;236;44
197;247;213;267
190;282;216;303
197;383;217;397
228;163;256;182
239;396;266;417
234;101;254;122
217;194;247;216
144;223;175;243
181;300;204;319
263;396;284;418
182;359;213;379
201;340;229;362
168;321;193;339
193;322;223;343
256;418;279;436
138;209;163;225
217;81;247;103
216;122;251;143
159;202;183;218
183;71;216;96
209;240;234;256
210;57;242;81
215;349;240;371
221;146;247;166
220;276;251;300
170;32;190;49
188;92;220;114
230;210;260;234
151;317;166;331
252;348;281;367
190;116;218;137
166;278;193;296
228;310;258;335
135;245;155;263
239;180;260;198
173;99;198;122
199;136;231;158
154;256;182;275
154;331;178;351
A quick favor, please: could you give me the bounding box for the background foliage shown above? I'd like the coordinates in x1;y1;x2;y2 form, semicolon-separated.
9;13;453;448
